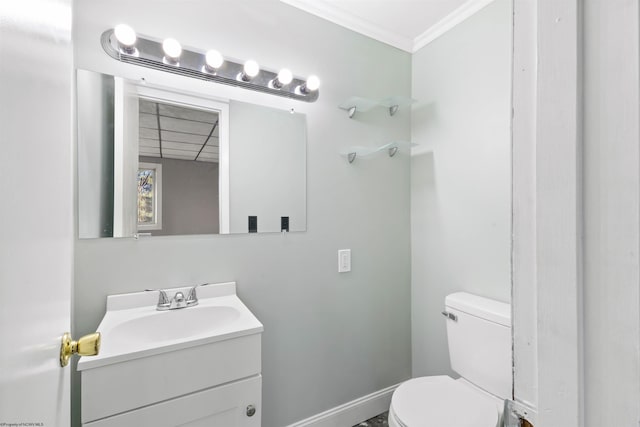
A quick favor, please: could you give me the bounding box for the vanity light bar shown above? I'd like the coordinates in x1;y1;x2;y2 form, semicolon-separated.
101;27;320;102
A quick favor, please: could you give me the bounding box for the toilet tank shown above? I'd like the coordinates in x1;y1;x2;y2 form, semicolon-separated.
445;292;511;400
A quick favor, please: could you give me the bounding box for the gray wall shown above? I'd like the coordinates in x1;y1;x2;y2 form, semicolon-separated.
410;0;512;377
73;1;412;426
139;156;219;236
229;101;306;233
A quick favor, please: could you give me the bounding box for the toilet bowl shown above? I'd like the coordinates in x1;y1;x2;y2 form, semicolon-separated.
388;376;502;427
388;293;510;427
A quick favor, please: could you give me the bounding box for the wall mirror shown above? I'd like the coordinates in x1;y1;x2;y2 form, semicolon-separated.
77;69;307;238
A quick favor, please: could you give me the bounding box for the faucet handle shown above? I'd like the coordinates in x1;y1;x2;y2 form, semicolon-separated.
145;288;169;305
186;284;203;305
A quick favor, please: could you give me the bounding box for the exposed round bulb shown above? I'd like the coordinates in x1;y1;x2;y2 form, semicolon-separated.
305;75;320;91
277;69;293;85
205;50;224;69
244;60;260;78
114;24;136;47
162;38;182;60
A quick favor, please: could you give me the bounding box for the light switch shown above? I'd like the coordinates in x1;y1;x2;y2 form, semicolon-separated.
338;249;351;273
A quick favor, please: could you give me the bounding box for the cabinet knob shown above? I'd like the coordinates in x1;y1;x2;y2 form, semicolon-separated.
246;405;256;417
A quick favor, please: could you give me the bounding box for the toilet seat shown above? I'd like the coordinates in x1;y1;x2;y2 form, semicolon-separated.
390;376;500;427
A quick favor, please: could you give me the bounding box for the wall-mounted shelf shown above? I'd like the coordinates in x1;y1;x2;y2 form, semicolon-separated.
338;96;416;118
339;141;416;163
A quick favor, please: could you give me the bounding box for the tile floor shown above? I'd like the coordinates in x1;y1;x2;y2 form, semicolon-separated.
353;411;389;427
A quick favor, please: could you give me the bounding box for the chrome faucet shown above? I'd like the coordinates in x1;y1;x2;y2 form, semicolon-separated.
146;285;201;311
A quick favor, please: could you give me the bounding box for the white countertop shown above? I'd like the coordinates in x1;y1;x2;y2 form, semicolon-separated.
77;282;263;371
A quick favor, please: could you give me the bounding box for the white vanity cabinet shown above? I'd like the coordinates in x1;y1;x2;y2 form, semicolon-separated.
83;376;262;427
83;374;261;427
78;282;263;427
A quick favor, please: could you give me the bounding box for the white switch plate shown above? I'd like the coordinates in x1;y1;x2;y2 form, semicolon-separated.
338;249;351;273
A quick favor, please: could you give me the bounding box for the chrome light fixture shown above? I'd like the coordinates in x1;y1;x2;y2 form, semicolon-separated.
101;27;319;102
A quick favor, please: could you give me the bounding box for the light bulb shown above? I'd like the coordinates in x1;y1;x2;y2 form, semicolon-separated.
162;38;182;61
277;69;293;85
114;24;136;53
243;60;260;79
205;50;224;71
305;75;320;92
272;68;293;89
240;60;260;82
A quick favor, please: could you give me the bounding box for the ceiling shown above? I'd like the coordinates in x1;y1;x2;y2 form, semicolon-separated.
280;0;493;52
139;99;219;163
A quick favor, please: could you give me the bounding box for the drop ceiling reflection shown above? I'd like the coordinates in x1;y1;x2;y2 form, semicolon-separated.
139;99;219;163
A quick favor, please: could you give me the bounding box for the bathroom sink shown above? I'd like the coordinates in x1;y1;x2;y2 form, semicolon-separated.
108;305;242;347
77;282;264;424
77;282;263;370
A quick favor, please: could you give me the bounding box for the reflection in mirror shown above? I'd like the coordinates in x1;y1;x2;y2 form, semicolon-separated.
77;69;307;239
228;101;306;234
77;69;115;238
137;100;220;236
137;162;162;230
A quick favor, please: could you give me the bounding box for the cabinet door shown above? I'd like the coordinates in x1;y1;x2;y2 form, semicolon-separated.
86;375;261;427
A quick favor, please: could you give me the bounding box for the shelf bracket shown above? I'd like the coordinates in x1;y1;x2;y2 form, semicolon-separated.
339;96;415;119
340;142;415;163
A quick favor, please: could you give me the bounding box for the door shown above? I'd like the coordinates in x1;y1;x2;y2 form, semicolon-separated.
0;1;73;425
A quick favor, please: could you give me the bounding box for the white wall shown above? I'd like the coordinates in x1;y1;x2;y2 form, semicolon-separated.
511;0;538;414
582;0;640;424
72;1;412;426
511;1;640;424
410;0;512;377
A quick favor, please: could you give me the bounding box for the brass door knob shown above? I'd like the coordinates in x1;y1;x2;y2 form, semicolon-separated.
60;332;101;367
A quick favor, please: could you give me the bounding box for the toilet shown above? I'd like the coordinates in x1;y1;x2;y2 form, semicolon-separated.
389;292;511;427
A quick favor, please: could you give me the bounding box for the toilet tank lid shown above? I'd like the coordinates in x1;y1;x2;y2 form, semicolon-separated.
445;292;510;327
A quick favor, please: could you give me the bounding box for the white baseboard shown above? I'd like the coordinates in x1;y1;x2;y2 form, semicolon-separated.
286;383;401;427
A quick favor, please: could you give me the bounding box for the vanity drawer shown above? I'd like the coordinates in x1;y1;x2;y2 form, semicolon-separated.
81;333;261;423
85;375;261;427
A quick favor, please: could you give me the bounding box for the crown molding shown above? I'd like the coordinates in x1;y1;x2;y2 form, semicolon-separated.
412;0;496;52
281;0;497;54
280;0;414;52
